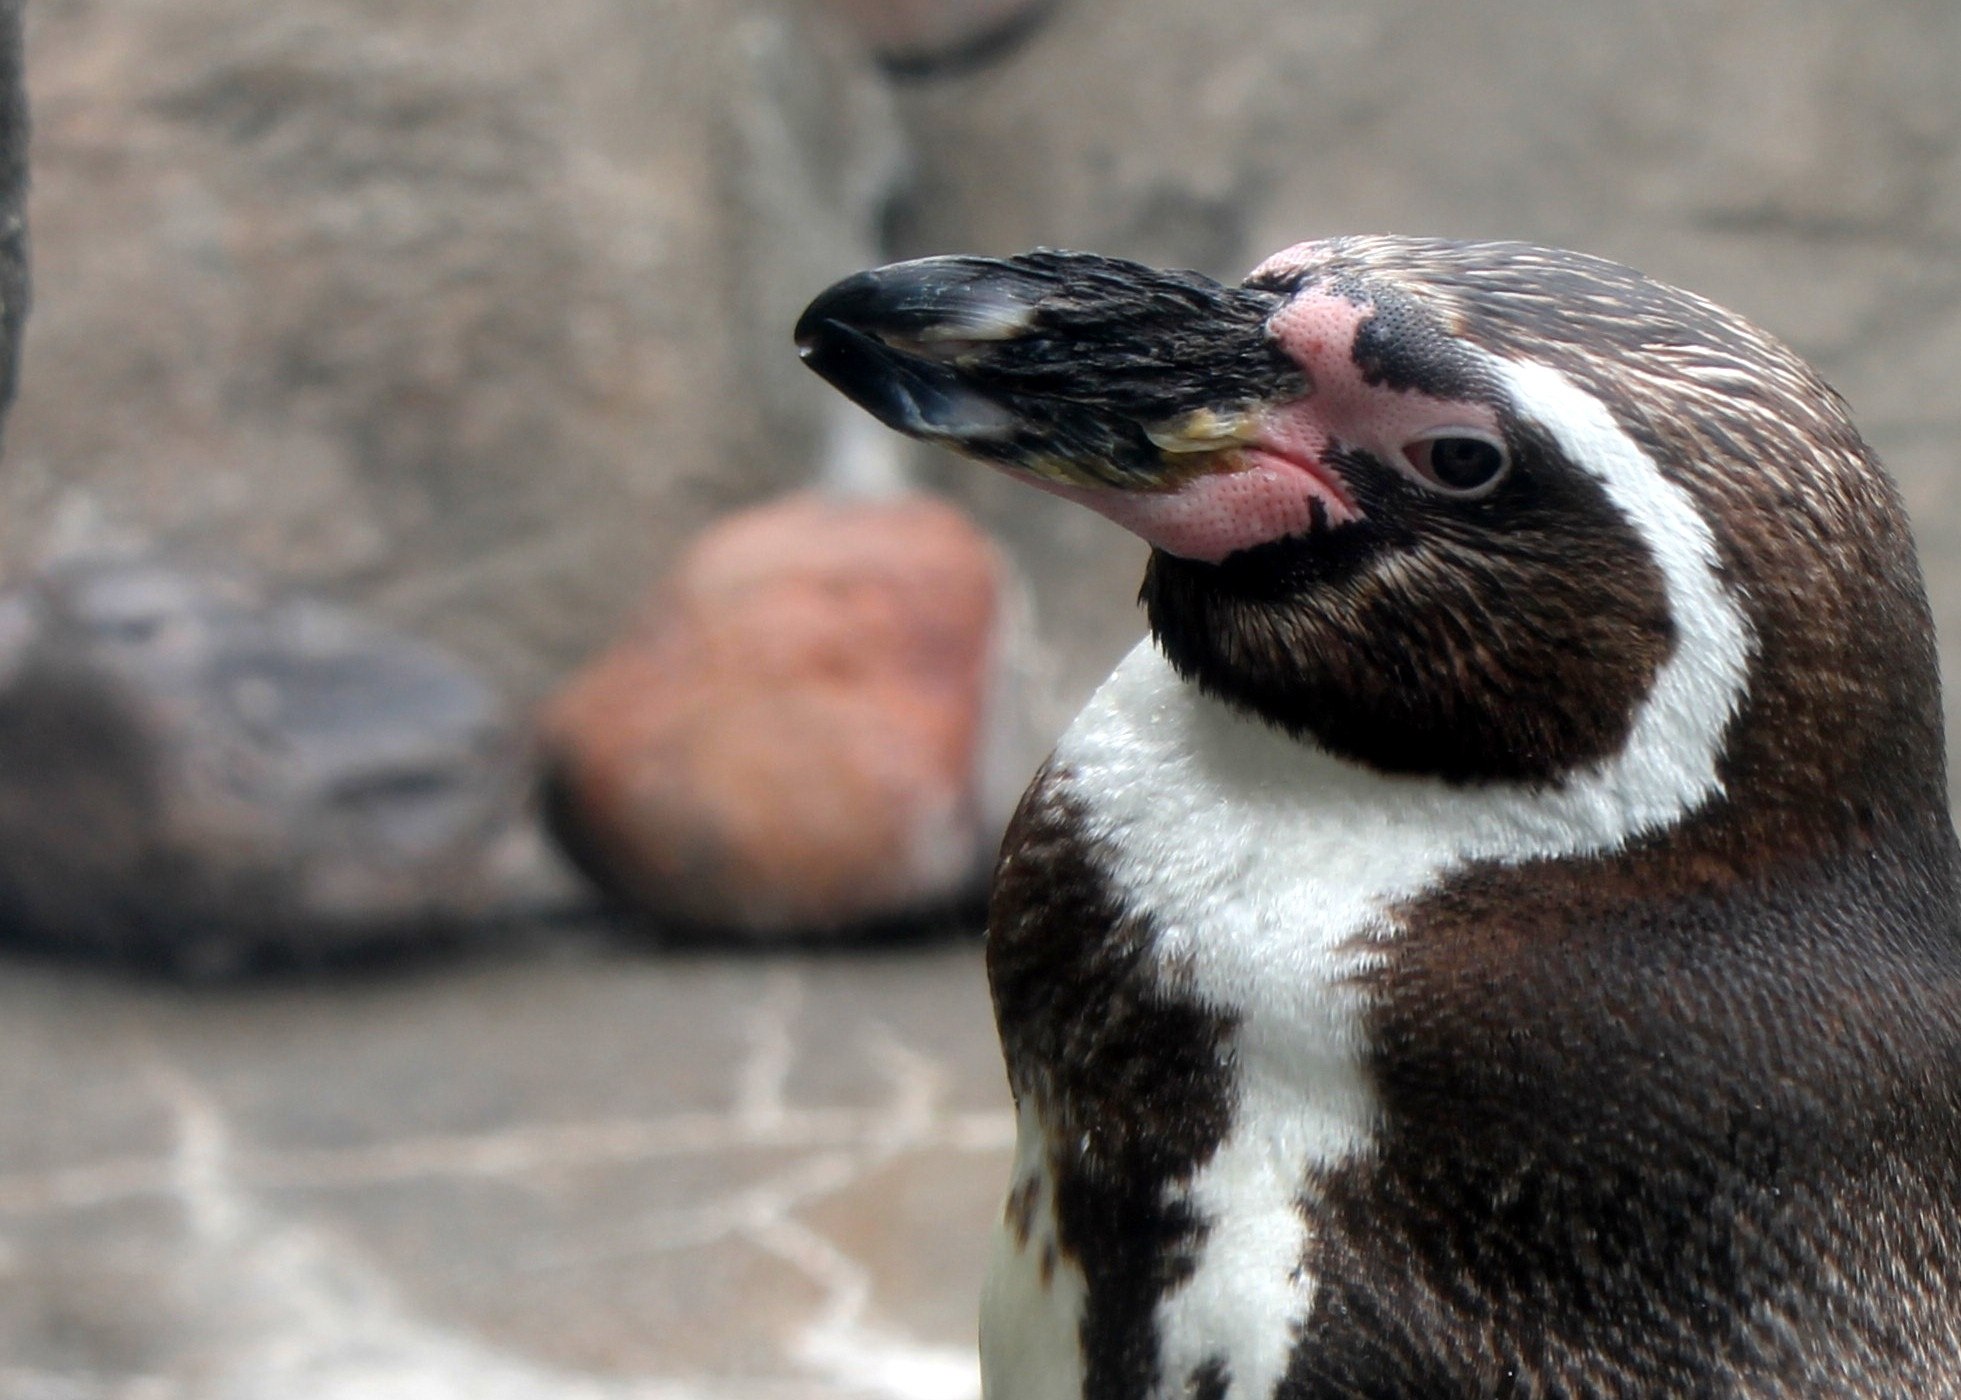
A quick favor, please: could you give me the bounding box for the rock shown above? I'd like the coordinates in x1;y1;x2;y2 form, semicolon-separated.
883;0;1961;786
0;557;567;976
0;0;25;439
13;0;903;702
540;492;1024;940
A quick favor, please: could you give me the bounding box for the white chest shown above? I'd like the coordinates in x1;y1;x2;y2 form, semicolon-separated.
1037;644;1491;1400
983;615;1743;1399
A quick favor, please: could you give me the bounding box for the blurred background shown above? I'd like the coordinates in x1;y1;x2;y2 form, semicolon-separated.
5;0;1961;1394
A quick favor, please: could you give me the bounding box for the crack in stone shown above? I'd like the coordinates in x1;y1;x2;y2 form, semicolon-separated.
0;1104;1016;1214
761;1213;983;1400
519;1150;868;1266
0;973;1013;1220
734;965;805;1134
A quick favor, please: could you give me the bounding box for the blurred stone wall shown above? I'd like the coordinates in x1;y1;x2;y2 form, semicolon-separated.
12;0;901;699
0;0;23;431
15;0;1961;772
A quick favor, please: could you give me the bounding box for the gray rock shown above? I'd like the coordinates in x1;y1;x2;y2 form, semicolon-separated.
0;557;566;975
12;0;902;702
0;0;25;436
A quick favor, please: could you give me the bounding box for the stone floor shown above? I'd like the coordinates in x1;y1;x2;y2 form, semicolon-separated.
0;929;1010;1400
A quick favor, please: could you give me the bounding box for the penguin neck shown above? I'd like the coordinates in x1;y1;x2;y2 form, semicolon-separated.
1055;636;1743;911
1038;634;1730;1157
1046;638;1961;1123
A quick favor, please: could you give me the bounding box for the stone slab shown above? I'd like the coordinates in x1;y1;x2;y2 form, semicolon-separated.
0;934;1009;1400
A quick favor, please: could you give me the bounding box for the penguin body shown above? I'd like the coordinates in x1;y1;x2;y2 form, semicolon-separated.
798;238;1961;1397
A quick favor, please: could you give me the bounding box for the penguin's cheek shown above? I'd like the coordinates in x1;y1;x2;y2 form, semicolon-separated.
1028;447;1359;563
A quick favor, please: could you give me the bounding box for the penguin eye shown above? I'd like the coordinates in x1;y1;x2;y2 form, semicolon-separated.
1400;433;1511;497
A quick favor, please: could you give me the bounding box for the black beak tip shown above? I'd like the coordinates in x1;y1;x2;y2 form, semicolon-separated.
794;315;882;402
793;317;833;366
796;255;1055;355
793;268;1022;446
794;269;886;356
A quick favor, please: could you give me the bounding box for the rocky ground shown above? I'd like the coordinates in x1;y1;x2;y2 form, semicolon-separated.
0;931;1006;1400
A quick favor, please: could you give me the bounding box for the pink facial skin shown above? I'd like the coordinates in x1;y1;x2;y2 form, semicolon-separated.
1034;449;1358;564
1039;282;1503;563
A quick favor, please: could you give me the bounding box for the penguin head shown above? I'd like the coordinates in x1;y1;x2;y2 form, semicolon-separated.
797;239;1943;840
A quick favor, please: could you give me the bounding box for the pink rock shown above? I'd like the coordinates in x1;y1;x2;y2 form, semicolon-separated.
540;493;1013;939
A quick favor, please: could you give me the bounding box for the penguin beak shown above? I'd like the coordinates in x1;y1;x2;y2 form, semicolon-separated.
794;251;1306;494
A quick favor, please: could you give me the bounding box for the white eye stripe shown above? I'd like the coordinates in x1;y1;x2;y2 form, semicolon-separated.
1489;354;1755;840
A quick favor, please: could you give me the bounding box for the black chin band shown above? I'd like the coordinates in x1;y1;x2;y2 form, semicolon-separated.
1153;521;1389;604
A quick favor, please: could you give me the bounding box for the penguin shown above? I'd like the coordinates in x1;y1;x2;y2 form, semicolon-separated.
795;238;1961;1398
